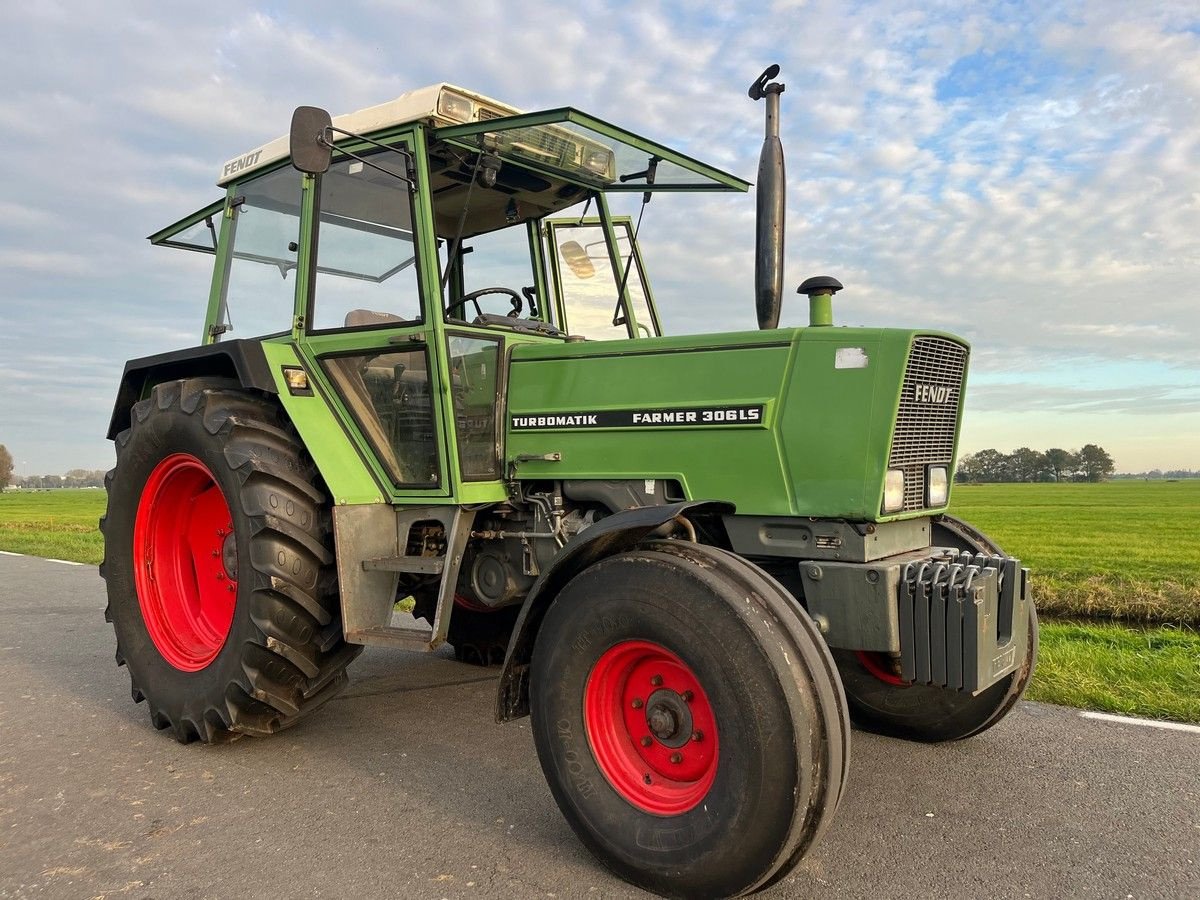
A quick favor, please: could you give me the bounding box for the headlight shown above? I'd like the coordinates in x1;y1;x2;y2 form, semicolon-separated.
883;468;905;513
437;89;474;123
927;466;949;506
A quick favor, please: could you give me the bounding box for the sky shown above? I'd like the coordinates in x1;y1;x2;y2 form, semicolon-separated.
0;0;1197;475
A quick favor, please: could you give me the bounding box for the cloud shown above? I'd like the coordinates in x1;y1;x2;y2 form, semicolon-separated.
0;0;1197;473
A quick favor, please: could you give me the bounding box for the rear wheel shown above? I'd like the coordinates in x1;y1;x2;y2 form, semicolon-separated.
100;378;360;742
530;541;848;898
832;515;1038;742
412;590;519;666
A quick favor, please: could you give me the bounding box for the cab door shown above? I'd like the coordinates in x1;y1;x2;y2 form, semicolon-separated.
294;139;454;500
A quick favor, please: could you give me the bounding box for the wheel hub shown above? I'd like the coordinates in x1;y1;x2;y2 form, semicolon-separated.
583;640;719;816
645;688;693;748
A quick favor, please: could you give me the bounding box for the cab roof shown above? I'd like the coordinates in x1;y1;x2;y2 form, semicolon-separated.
217;83;749;195
218;83;520;185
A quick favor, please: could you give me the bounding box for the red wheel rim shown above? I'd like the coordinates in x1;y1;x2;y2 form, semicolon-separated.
855;650;909;686
583;640;719;816
133;453;237;671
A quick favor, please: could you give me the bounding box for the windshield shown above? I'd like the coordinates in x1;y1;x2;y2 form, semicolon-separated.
548;219;658;340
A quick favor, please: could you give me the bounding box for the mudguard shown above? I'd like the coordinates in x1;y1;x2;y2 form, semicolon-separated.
495;500;734;722
107;340;277;439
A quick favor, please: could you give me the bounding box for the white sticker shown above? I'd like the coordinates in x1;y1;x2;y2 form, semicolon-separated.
349;161;364;175
835;347;869;369
645;479;656;495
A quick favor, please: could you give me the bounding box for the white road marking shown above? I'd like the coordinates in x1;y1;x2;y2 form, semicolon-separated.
0;551;86;566
1080;710;1200;735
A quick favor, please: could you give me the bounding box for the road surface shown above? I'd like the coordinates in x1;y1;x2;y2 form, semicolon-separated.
1;553;1196;899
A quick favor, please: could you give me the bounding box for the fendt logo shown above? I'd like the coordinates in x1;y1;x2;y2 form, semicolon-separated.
913;383;953;404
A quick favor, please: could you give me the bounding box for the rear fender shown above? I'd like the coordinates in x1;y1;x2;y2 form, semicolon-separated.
107;340;276;439
495;500;733;722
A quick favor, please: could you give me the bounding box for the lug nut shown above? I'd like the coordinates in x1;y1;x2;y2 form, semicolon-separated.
681;690;693;702
691;731;703;742
650;675;663;686
631;698;643;709
669;752;683;764
640;736;653;747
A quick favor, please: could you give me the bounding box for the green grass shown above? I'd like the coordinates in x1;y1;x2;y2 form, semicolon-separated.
951;480;1200;626
1028;620;1200;723
0;489;106;565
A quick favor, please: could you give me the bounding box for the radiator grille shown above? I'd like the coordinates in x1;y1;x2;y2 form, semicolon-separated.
888;336;968;511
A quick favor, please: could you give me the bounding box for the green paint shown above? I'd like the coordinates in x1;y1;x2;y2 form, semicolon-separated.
505;328;961;520
260;340;386;504
808;293;833;327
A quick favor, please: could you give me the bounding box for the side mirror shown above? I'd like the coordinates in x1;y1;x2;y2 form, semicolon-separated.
290;106;333;175
559;241;596;280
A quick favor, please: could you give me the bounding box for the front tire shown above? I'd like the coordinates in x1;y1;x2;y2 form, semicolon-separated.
100;378;360;743
530;542;849;898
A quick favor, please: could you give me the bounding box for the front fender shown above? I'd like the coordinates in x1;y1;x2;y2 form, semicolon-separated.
494;500;733;722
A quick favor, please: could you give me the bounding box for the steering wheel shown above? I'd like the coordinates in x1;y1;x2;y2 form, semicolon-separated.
446;287;523;321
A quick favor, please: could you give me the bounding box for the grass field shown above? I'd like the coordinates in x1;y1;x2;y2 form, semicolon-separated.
2;483;1197;721
0;488;106;565
950;480;1200;626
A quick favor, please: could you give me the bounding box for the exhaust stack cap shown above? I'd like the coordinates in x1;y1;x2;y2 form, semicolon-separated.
798;275;843;327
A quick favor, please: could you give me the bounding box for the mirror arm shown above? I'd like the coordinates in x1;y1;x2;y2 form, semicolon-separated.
321;126;417;190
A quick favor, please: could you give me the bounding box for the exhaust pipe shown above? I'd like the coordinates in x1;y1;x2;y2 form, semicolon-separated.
749;64;786;330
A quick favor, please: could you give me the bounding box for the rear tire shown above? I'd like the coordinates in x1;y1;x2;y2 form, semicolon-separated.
832;514;1038;742
530;541;848;898
100;378;361;743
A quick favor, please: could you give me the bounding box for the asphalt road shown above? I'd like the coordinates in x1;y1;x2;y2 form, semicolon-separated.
1;553;1196;900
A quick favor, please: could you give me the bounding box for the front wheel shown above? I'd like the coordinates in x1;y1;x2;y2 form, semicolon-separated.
530;542;849;898
100;378;360;742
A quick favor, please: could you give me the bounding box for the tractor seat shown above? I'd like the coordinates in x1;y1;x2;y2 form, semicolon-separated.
343;309;427;372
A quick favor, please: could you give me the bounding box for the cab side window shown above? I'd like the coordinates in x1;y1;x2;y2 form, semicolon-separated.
311;154;423;331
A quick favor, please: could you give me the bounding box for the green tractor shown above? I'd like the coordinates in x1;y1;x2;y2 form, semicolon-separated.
101;66;1035;897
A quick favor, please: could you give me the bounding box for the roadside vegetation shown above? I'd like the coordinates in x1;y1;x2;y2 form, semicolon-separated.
1026;621;1199;723
950;480;1200;627
2;482;1197;721
0;488;106;564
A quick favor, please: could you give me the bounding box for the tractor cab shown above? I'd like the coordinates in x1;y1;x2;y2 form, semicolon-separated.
150;84;746;346
146;84;748;505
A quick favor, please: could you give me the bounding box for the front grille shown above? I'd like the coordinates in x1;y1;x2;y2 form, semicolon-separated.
888;336;968;510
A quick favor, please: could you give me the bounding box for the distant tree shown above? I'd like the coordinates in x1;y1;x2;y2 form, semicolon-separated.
1076;444;1115;482
1043;448;1075;483
972;448;1012;482
1010;447;1048;482
0;444;12;489
955;452;980;483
